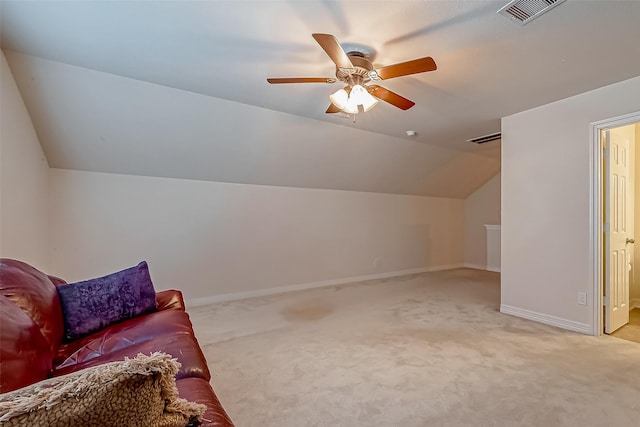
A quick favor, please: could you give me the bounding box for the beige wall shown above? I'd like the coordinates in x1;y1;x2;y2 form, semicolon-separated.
0;52;50;269
502;76;640;333
2;45;466;303
464;173;501;269
49;169;464;301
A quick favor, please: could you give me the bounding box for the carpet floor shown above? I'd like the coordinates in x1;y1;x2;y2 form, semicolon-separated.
189;268;640;427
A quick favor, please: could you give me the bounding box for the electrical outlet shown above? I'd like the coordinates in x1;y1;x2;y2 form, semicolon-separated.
577;291;587;305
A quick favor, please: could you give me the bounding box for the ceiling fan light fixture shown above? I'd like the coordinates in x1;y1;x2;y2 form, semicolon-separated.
349;85;379;112
329;88;349;110
330;85;377;114
349;85;368;104
360;92;379;112
343;97;359;115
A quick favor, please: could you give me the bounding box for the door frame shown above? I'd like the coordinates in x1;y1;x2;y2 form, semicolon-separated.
590;111;640;336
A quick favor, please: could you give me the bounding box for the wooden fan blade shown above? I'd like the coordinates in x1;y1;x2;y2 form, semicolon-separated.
375;57;437;80
326;103;341;114
267;77;336;84
368;85;415;110
312;33;354;70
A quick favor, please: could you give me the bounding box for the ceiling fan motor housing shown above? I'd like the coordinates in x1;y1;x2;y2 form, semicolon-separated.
336;54;378;85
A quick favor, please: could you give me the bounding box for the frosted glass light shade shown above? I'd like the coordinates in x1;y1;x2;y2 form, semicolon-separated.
329;89;349;110
343;97;359;114
349;85;368;104
329;85;378;114
360;93;378;112
349;85;378;112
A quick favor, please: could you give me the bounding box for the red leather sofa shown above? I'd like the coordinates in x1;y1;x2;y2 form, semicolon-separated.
0;258;233;426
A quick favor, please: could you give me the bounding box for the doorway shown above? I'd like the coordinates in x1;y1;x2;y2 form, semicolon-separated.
591;112;640;337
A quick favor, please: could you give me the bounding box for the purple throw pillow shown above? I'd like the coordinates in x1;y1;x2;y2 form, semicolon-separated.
57;261;158;342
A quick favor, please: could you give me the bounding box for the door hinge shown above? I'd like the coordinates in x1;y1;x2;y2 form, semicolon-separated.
603;223;610;233
603;295;609;307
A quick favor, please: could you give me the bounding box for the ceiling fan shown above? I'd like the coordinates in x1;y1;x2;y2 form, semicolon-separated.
267;33;437;115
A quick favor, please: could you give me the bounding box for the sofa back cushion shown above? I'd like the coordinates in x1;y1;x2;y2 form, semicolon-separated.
0;259;64;352
0;296;53;393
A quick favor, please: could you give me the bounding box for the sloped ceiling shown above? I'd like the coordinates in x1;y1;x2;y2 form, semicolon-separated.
2;1;640;198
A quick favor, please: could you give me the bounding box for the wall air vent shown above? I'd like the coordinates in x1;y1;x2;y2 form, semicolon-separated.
498;0;566;25
467;132;502;144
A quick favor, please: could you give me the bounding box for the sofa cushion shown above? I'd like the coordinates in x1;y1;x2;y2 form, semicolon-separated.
0;296;53;393
176;377;235;427
0;352;206;427
57;261;158;342
53;309;210;381
0;259;65;351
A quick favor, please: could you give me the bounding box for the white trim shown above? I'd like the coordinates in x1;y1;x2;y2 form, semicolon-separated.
631;298;640;310
589;120;602;336
484;224;501;230
186;264;465;307
463;263;487;270
462;263;500;272
590;111;640;336
500;304;591;335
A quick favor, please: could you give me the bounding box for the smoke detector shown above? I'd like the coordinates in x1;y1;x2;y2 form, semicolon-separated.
498;0;567;25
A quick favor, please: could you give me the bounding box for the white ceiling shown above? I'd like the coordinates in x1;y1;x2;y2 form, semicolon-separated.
2;1;640;197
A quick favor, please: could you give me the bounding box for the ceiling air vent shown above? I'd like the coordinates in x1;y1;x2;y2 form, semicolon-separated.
498;0;566;25
467;132;502;144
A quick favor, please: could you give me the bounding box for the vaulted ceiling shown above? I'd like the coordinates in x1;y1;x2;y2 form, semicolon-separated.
2;1;640;197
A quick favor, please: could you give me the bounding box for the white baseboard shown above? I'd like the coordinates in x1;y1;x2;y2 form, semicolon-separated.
463;263;485;270
463;263;500;273
500;304;591;335
186;264;464;308
631;298;640;310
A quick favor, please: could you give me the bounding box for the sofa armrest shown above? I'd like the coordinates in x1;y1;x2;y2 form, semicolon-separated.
49;275;67;286
156;289;186;311
176;377;235;426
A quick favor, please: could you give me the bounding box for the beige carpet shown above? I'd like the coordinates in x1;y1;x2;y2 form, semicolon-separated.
611;308;640;344
189;268;640;427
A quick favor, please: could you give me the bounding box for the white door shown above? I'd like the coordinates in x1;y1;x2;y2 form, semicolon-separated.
604;129;631;333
